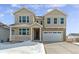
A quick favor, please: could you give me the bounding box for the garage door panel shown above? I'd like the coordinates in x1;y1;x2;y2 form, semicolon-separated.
43;31;63;41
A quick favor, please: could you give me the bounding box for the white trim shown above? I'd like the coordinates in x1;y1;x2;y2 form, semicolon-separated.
43;31;63;32
10;27;12;41
31;28;32;40
44;9;67;16
40;28;41;41
30;22;43;28
45;27;66;28
13;7;35;15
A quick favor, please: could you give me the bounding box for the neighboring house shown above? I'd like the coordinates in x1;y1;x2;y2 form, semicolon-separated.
10;7;66;42
0;22;9;43
67;33;79;42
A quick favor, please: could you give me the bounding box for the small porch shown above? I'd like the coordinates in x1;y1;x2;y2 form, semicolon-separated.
10;22;43;42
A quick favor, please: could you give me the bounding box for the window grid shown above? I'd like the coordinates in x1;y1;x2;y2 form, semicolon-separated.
19;16;29;23
47;18;51;24
19;28;29;35
60;18;64;24
54;18;57;24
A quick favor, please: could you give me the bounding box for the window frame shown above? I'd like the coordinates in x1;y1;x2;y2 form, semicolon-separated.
47;18;51;24
19;16;29;23
19;28;29;35
60;18;64;24
22;16;26;23
27;16;29;23
54;18;57;24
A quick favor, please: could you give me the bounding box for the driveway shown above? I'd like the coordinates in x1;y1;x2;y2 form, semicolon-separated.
44;42;79;54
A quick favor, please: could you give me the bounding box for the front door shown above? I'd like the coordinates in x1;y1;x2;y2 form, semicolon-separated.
34;28;40;40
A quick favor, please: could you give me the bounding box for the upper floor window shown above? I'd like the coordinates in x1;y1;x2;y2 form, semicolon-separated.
47;18;51;24
27;16;29;23
54;18;57;24
19;28;29;35
60;18;64;24
22;16;26;23
19;16;21;23
19;16;29;23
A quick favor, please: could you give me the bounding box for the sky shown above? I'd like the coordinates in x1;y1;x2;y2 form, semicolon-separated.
0;4;79;35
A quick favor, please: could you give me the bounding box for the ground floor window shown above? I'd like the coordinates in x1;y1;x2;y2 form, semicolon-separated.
19;28;29;35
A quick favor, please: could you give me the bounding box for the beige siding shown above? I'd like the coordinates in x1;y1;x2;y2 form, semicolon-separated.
11;8;67;42
35;16;44;25
44;10;66;28
11;35;31;41
14;9;35;25
10;27;31;41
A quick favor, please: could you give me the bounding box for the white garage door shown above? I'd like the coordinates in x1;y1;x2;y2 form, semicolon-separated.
43;31;63;41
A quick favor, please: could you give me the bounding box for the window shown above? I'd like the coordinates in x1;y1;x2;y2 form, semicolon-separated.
22;29;26;35
54;18;57;24
60;18;64;24
27;28;29;35
27;16;29;23
19;16;29;23
19;16;21;22
22;16;26;23
40;21;43;25
19;29;22;35
19;28;29;35
47;18;51;24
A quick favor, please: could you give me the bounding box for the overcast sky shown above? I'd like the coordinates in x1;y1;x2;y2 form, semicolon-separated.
0;4;79;35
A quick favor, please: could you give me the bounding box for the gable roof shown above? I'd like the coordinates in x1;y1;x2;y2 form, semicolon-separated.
35;16;44;20
0;22;9;29
30;22;43;28
13;7;35;15
44;8;67;16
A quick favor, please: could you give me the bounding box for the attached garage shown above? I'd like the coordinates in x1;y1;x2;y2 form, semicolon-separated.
43;31;63;42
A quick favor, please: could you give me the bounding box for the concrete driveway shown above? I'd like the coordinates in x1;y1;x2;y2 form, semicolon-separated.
44;42;79;54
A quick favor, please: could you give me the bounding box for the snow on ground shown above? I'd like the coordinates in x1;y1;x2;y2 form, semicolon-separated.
73;42;79;45
0;40;45;54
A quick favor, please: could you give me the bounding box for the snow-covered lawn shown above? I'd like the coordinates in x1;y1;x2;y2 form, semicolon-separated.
0;40;45;54
73;42;79;46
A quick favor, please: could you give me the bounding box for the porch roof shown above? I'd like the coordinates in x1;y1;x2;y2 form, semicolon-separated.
10;23;31;27
10;22;43;28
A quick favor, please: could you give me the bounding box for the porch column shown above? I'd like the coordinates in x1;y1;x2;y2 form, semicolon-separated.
10;27;12;41
31;27;32;41
40;28;41;41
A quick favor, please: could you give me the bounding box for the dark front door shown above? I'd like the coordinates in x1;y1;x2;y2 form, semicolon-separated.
34;28;40;40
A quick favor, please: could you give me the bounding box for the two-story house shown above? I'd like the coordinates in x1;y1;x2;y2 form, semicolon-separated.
10;7;66;42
